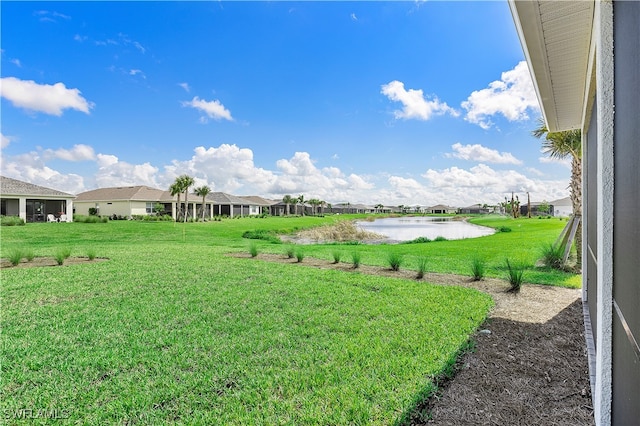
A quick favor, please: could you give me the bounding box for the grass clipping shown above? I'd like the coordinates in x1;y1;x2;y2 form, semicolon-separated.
293;220;385;243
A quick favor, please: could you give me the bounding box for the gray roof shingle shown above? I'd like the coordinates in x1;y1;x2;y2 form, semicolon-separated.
0;175;75;198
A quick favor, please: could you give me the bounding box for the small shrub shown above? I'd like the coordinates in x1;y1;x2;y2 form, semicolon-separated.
0;216;25;226
498;226;512;233
416;257;428;279
351;251;361;269
540;243;565;270
7;248;23;266
433;236;448;242
295;250;305;263
242;229;281;244
74;215;108;223
249;243;258;258
88;207;98;216
402;236;431;244
286;246;295;259
54;247;72;266
505;258;524;292
332;250;343;264
387;252;403;271
470;257;486;281
87;248;97;260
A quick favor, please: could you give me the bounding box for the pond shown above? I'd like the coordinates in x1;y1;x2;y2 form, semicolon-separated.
355;217;495;242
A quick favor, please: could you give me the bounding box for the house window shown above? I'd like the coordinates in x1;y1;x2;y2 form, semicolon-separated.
146;202;153;214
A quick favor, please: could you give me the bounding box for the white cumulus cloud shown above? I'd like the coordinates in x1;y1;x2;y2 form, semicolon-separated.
381;80;459;120
95;155;160;189
461;61;539;129
182;96;233;122
44;144;96;161
446;142;522;165
1;133;11;149
0;77;94;116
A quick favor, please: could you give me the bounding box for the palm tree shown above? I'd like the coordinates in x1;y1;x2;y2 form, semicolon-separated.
297;194;305;216
309;198;322;216
194;185;211;221
169;181;182;221
532;118;582;268
173;175;195;223
282;195;294;216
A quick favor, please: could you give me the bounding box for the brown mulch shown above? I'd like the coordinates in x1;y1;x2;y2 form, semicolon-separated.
235;252;595;425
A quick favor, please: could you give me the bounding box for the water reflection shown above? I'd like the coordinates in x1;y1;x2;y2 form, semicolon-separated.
355;217;494;242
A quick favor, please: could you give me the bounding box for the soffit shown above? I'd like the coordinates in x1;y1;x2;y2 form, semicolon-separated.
510;0;594;132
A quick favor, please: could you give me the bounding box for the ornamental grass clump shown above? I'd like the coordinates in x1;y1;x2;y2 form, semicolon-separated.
249;243;258;258
295;249;305;263
7;248;23;266
86;248;97;260
285;246;295;259
540;243;565;270
331;250;343;264
54;247;72;266
470;257;486;281
416;257;428;279
24;248;35;262
351;251;361;269
387;252;403;272
505;258;525;293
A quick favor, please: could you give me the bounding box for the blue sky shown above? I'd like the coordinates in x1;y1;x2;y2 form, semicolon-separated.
1;1;570;207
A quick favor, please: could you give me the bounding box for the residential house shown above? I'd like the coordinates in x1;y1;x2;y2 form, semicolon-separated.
551;197;573;218
519;201;554;217
206;192;264;217
239;196;276;216
75;186;176;218
510;1;639;423
0;175;75;222
425;204;457;214
459;204;492;215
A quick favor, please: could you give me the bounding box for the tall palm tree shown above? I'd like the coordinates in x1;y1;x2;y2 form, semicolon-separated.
194;185;211;221
532;118;582;268
282;195;294;216
174;175;195;223
169;181;182;221
309;198;321;216
297;194;305;216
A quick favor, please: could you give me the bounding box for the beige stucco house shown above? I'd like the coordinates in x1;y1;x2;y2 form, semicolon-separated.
74;186;176;218
0;175;75;222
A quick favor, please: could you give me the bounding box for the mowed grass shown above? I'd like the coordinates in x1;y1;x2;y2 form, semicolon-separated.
1;218;493;424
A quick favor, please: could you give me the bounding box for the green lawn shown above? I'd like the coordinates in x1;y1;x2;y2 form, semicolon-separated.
0;215;577;424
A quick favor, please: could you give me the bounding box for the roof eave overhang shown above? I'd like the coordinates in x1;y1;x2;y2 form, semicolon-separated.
508;0;594;133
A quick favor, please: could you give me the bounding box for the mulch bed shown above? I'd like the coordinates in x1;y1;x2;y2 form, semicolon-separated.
410;299;594;425
0;257;108;268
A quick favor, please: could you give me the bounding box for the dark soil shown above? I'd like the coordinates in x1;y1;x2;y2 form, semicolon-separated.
237;252;594;425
